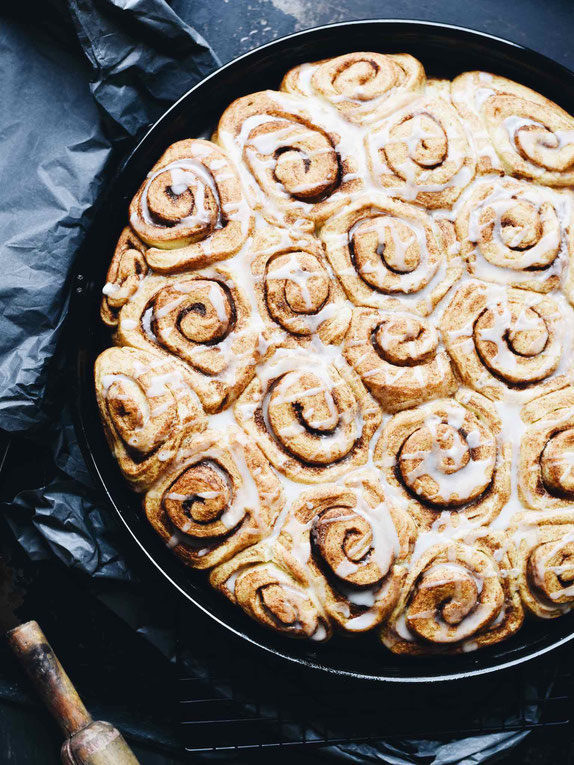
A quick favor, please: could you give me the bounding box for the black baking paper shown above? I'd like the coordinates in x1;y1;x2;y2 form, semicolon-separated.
0;0;217;433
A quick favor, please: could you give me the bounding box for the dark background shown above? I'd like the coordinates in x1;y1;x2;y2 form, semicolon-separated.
3;1;574;763
185;0;574;68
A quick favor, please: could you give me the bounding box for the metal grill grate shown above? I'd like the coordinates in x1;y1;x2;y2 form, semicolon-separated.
177;610;572;754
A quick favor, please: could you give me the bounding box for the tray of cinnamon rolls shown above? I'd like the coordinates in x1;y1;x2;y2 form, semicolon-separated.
74;22;574;680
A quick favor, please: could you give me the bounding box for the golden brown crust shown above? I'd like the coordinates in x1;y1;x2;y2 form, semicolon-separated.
381;533;524;654
519;386;574;511
320;193;462;315
343;307;457;412
510;510;574;618
101;227;148;327
373;390;511;528
234;350;382;483
278;471;416;632
249;227;351;348
210;539;332;640
145;427;284;569
365;94;476;209
439;280;570;401
114;268;269;413
452;71;574;183
129;139;253;272
94;346;206;492
213;90;362;231
454;176;574;296
281;52;425;125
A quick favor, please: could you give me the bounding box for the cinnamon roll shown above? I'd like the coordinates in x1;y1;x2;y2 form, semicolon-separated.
234;350;382;483
343;308;457;412
374;390;511;528
128;139;253;273
101;227;148;327
440;281;569;401
381;534;523;654
213;90;362;232
519;385;574;511
280;52;425;125
425;78;452;100
320;194;462;315
365;92;476;209
94;346;206;492
115;268;267;413
454;176;574;295
249;227;351;347
210;540;332;641
452;71;574;183
277;472;415;632
144;426;284;569
511;511;574;618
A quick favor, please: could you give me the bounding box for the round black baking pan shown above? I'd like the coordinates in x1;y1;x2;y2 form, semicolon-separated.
71;20;574;682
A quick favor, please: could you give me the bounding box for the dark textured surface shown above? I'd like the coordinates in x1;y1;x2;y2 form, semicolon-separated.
184;0;574;69
3;1;574;763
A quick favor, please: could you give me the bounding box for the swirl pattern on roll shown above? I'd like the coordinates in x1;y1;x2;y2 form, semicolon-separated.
101;227;148;327
94;346;207;492
144;427;284;569
278;472;415;632
365;86;476;209
510;511;574;618
234;350;382;483
280;52;425;125
343;307;457;412
214;90;362;232
320;193;461;315
115;269;268;413
381;535;523;654
455;176;574;295
249;227;351;347
210;540;332;640
519;385;574;511
128;139;253;273
440;281;568;401
452;71;574;184
374;391;511;528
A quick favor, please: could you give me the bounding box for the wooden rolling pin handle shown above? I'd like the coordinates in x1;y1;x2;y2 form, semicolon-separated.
7;620;92;736
7;620;140;765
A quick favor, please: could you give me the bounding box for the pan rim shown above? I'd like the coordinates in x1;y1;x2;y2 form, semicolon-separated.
72;18;574;683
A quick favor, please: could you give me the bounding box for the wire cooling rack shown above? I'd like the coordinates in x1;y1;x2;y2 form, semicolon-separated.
177;608;572;754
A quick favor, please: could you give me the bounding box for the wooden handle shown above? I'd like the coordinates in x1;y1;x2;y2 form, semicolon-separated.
7;620;140;764
7;621;92;736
